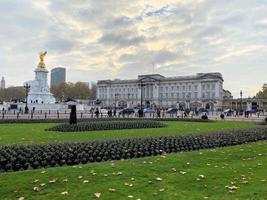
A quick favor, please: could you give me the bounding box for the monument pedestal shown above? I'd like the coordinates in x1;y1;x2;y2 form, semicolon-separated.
25;67;55;104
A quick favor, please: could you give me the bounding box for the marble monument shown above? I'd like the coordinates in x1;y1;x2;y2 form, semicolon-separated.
25;51;56;104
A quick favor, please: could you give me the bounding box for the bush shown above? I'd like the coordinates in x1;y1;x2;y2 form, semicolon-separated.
265;117;267;123
0;127;267;172
46;120;166;132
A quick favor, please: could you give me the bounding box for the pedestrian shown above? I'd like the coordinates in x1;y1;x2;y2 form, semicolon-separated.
95;108;100;118
157;108;161;118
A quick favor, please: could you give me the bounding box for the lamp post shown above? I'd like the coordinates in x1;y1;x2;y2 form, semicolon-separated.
240;90;243;113
186;94;190;110
24;83;31;114
140;82;145;110
114;93;118;109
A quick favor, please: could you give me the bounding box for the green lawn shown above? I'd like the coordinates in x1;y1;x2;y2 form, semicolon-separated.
0;121;255;145
0;141;266;200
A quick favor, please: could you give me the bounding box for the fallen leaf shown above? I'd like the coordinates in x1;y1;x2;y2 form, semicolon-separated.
83;180;89;183
109;188;116;192
180;171;187;175
198;175;205;179
17;197;25;200
155;177;162;181
61;191;68;195
159;188;165;192
94;192;101;198
171;168;177;172
33;187;40;192
49;178;58;184
128;195;133;198
32;179;39;183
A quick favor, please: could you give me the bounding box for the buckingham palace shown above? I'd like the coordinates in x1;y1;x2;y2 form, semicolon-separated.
97;73;224;111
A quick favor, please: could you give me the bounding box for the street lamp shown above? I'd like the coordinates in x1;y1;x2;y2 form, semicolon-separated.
186;94;190;110
240;90;243;112
114;93;119;109
24;83;31;114
139;81;145;110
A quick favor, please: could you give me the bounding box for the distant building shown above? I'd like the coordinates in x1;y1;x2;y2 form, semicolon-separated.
223;89;233;99
1;77;5;89
50;67;66;87
97;73;224;110
223;98;267;111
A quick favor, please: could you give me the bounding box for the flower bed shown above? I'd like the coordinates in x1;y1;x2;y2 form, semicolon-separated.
46;120;167;132
1;126;266;172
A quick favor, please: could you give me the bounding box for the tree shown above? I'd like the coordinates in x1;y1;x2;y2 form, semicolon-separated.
89;82;97;100
51;82;91;101
0;87;25;102
256;84;267;99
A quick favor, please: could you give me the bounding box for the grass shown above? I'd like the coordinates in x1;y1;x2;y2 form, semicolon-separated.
0;121;255;145
0;141;266;200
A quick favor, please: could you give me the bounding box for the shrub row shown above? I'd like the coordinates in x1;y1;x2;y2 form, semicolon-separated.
1;127;267;172
0;117;212;124
46;120;167;132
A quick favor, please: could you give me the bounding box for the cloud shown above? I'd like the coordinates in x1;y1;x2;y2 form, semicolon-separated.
0;0;267;98
98;31;146;48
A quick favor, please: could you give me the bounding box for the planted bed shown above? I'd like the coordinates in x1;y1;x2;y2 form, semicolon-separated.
46;120;167;132
1;126;267;172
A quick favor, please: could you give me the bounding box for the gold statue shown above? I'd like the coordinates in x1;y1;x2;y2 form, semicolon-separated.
38;51;47;68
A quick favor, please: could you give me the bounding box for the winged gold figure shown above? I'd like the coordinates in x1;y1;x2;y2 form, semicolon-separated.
38;51;47;68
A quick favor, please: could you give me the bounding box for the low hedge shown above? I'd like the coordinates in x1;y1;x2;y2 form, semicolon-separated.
46;120;167;132
0;117;212;124
0;126;266;172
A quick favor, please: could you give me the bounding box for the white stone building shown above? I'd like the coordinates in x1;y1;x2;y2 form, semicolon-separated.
97;73;224;111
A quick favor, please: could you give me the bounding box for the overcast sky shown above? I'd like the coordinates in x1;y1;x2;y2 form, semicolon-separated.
0;0;266;98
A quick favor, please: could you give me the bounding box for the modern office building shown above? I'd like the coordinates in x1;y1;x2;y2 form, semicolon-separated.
1;77;5;89
97;73;224;110
50;67;66;87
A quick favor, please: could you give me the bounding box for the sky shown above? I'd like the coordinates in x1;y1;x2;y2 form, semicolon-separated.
0;0;266;98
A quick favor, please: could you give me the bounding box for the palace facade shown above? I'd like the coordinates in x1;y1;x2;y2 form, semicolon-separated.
97;73;224;110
